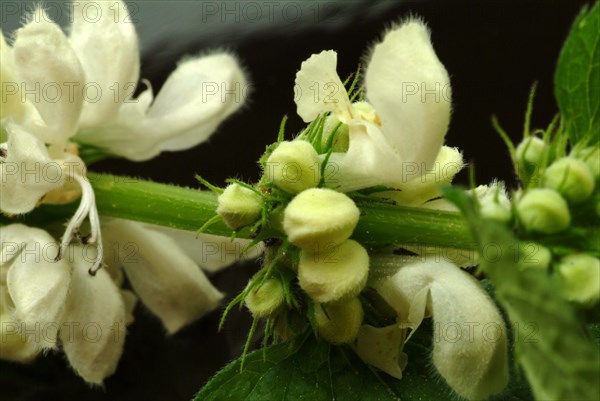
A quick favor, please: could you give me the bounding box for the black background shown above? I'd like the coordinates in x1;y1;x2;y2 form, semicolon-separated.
0;0;591;400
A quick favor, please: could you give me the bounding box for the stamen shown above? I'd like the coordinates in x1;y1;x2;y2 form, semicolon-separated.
54;173;104;275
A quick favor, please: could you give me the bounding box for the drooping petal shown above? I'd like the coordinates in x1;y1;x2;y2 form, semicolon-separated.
12;9;85;144
142;224;262;274
70;0;140;126
75;53;248;161
0;125;65;215
60;246;125;385
1;224;71;350
102;219;224;333
0;311;41;362
365;19;451;172
373;258;509;400
294;50;353;123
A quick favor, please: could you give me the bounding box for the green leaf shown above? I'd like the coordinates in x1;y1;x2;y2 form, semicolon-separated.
554;2;600;144
195;332;456;401
444;187;600;401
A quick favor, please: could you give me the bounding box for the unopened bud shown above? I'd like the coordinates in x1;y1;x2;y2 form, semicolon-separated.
315;297;364;344
517;188;570;234
245;277;285;318
217;183;263;230
516;136;547;167
283;188;359;250
573;147;599;177
556;254;600;305
517;242;552;270
265;140;320;194
298;239;369;303
543;157;595;204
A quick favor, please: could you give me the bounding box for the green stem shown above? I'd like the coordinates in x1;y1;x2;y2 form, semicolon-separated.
3;173;475;250
90;173;475;249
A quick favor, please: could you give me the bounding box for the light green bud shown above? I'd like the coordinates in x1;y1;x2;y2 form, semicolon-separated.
265;140;320;194
543;157;595;203
322;114;349;152
576;147;599;177
516;136;547;166
245;277;285;318
517;242;552;270
517;188;570;233
315;297;364;344
216;183;263;230
556;254;600;305
283;188;359;250
298;239;369;303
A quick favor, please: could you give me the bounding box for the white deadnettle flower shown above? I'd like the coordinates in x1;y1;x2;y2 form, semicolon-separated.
1;221;250;383
367;256;509;401
1;0;247;270
294;19;451;192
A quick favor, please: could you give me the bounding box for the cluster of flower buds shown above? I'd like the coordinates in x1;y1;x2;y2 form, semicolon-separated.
511;134;599;305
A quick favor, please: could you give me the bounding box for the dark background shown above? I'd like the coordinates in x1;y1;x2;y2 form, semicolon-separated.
0;0;591;400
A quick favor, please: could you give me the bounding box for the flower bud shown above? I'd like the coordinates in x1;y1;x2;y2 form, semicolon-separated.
298;239;369;303
516;136;547;166
516;242;552;270
315;297;364;344
217;183;263;230
543;157;595;204
556;254;600;305
245;277;286;318
265;140;320;194
474;182;511;222
517;188;570;234
283;188;359;250
573;147;599;177
322;114;349;152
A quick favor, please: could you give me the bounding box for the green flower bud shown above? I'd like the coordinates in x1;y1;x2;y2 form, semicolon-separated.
298;239;369;303
322;114;349;152
543;157;595;203
315;297;364;344
265;140;320;194
556;254;600;305
516;136;547;166
245;277;285;318
283;188;359;250
216;183;263;230
572;146;600;177
517;242;552;270
517;188;570;234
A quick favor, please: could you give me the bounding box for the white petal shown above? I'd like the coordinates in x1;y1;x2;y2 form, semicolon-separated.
294;50;353;123
143;224;263;273
103;219;224;333
70;0;140;126
355;324;408;379
324;121;403;192
75;53;248;161
2;224;71;350
12;9;84;143
373;258;508;400
0;125;65;215
365;19;451;171
60;246;126;384
0;311;41;362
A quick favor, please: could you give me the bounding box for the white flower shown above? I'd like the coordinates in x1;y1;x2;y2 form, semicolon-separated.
1;0;247;271
369;255;509;400
0;221;252;383
294;19;451;192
